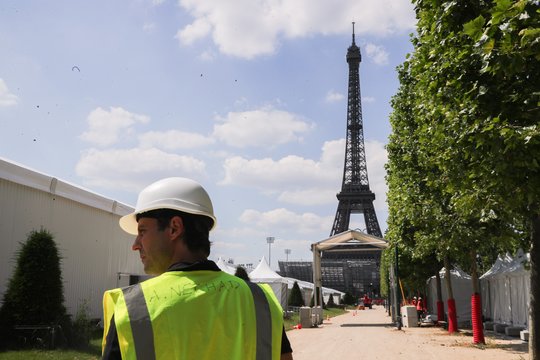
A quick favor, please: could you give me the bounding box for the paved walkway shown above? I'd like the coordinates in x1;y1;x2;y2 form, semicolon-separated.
286;306;529;360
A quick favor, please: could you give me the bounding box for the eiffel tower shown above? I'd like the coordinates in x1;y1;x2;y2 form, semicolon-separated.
330;23;382;238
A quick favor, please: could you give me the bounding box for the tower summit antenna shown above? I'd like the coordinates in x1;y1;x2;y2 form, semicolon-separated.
352;22;356;44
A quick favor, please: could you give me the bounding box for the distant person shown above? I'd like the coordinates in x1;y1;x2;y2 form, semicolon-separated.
101;177;293;359
417;296;424;322
234;266;250;281
363;294;372;309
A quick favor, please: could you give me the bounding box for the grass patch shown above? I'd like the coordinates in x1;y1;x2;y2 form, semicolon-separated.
0;336;102;360
284;307;348;331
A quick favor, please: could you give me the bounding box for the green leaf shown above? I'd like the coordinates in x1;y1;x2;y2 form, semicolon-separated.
492;0;514;26
464;15;486;41
519;28;540;47
483;38;495;54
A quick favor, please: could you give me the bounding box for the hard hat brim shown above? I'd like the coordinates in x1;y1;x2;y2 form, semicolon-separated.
119;205;217;235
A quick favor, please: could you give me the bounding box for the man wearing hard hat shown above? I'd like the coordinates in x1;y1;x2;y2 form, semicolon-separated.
101;177;293;359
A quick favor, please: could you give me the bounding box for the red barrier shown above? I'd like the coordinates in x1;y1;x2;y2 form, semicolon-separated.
447;298;458;333
471;293;485;344
436;300;444;324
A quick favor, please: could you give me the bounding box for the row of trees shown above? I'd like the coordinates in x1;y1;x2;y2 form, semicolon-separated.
382;0;538;357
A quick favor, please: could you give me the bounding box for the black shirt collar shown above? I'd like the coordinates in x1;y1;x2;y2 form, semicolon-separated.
167;259;221;272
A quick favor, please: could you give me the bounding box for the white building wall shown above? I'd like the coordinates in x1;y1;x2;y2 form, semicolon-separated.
0;158;143;320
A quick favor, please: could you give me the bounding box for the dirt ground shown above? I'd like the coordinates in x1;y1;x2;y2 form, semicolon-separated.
286;306;529;360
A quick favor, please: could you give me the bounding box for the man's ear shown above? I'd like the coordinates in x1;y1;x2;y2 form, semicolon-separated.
168;216;184;239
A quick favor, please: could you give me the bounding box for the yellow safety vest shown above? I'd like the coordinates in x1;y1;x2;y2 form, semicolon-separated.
103;270;283;360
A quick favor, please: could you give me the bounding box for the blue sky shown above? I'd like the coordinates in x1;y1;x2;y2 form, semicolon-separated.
0;0;416;269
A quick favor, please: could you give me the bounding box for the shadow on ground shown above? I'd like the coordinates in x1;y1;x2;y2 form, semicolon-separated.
340;323;395;327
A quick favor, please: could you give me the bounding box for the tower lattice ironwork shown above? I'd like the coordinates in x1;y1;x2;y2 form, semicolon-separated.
330;23;382;238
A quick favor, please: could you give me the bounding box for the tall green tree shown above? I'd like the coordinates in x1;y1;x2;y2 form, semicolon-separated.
459;0;540;354
387;0;537;343
0;229;67;347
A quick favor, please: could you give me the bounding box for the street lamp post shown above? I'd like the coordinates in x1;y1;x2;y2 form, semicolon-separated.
266;236;275;268
284;248;291;313
284;249;291;277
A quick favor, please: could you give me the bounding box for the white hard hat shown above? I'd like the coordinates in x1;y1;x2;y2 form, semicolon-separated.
120;177;216;235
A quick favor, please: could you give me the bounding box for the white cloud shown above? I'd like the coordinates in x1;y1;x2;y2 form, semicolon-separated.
80;107;150;147
0;79;19;107
220;154;336;191
75;147;206;191
239;208;332;234
176;0;416;58
325;90;344;103
198;49;217;62
212;108;313;148
175;17;211;45
364;139;388;212
143;22;156;33
362;96;375;103
220;139;342;203
220;138;388;209
139;130;215;150
365;43;389;65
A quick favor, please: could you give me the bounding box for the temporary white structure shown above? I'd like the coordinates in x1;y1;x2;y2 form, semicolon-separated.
249;257;288;308
426;267;473;325
0;157;142;319
215;257;236;275
283;277;344;306
480;250;530;327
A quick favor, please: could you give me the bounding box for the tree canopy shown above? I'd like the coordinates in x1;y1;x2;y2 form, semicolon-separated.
384;0;539;350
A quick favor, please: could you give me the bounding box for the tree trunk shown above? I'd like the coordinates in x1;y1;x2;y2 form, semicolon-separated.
444;256;454;299
444;256;458;333
435;270;444;323
529;211;540;359
470;249;485;344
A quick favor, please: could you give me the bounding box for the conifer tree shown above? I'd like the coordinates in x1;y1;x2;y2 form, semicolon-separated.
0;229;67;347
288;281;304;307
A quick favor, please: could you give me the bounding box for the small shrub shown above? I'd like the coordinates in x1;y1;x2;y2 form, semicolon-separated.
342;292;355;305
71;300;93;348
327;294;336;308
288;282;304;307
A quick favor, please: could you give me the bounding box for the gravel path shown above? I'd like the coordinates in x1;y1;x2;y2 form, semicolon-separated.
286;306;529;360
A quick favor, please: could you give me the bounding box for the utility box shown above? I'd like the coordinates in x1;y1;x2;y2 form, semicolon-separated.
312;306;323;325
299;307;313;328
401;305;418;327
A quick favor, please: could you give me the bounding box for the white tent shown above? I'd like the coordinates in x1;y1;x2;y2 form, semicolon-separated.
249;257;288;308
426;267;473;326
215;257;236;275
283;277;344;306
480;250;530;327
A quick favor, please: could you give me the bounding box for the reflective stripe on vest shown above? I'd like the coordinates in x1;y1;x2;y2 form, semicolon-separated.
122;284;156;360
246;282;272;360
121;280;273;360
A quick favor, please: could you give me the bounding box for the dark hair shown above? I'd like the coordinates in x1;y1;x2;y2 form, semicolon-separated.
234;266;250;281
136;209;213;256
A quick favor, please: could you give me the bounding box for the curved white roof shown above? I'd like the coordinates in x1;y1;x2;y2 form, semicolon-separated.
0;157;133;216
